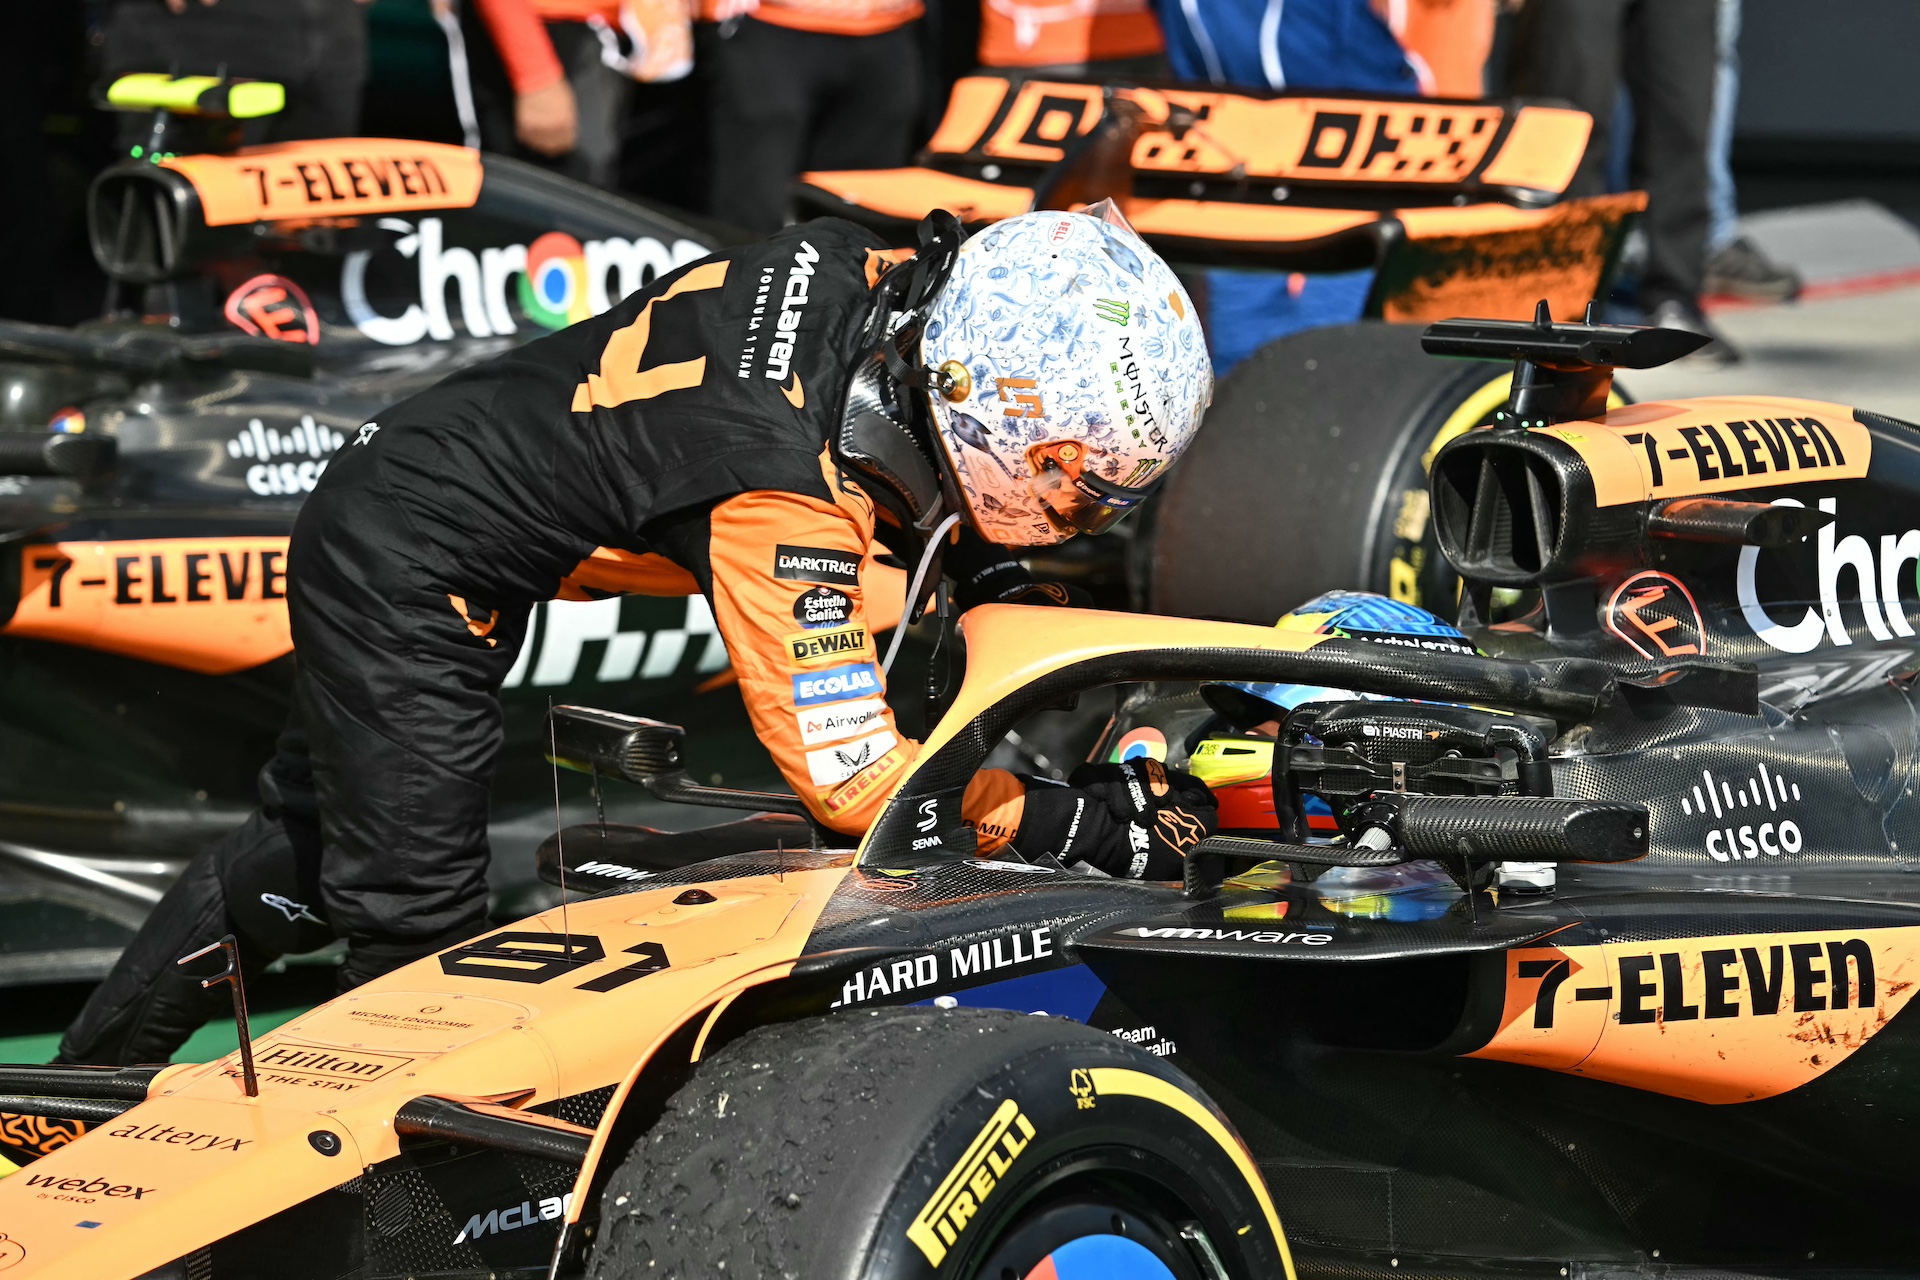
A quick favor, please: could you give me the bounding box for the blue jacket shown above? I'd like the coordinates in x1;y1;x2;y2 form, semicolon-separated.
1156;0;1417;94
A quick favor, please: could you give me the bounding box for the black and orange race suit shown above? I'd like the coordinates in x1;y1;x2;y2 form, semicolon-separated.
57;219;1028;1065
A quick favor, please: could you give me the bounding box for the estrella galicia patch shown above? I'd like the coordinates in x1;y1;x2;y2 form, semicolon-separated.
793;585;853;629
774;545;860;585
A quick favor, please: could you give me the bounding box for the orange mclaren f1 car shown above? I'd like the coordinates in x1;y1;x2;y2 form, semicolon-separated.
4;318;1920;1279
0;69;1630;989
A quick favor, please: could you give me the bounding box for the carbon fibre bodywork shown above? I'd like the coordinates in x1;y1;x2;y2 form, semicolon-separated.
5;546;1920;1278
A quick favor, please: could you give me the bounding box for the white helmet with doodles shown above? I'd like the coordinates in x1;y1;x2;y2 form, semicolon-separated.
918;204;1212;546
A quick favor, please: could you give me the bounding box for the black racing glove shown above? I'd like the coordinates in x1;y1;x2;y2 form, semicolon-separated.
1013;759;1218;879
943;526;1093;612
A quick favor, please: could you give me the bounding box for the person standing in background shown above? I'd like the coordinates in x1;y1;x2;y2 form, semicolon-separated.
1156;0;1418;376
976;0;1164;77
1372;0;1493;98
698;0;923;233
1699;0;1800;302
99;0;372;145
1506;0;1735;363
462;0;676;189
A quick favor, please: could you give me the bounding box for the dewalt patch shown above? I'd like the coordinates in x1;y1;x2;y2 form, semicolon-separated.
784;625;868;666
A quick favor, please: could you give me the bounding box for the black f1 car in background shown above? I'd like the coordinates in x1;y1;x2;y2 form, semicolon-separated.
4;317;1920;1278
0;78;729;984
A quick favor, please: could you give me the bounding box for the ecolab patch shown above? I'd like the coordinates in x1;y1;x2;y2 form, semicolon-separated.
797;697;887;746
793;662;881;707
785;625;868;666
774;545;860;585
806;730;899;787
793;585;853;629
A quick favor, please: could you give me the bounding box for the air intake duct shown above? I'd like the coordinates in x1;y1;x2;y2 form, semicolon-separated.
1430;428;1641;587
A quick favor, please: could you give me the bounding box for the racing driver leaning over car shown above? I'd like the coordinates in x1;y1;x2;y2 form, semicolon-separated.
58;204;1222;1066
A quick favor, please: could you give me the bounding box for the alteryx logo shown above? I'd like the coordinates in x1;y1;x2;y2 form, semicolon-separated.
793;663;881;707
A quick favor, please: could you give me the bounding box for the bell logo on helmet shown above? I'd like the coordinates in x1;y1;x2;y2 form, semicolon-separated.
920;210;1210;546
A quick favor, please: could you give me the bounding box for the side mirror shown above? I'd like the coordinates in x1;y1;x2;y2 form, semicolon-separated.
546;705;814;820
0;432;117;479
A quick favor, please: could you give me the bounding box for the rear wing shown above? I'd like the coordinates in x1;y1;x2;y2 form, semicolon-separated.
794;74;1643;322
916;76;1587;200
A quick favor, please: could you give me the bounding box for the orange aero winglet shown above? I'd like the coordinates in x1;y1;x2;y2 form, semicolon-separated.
160;139;482;227
4;538;292;674
1470;926;1920;1103
1535;396;1871;507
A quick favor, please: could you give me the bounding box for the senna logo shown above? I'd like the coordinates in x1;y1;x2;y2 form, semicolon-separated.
784;625;867;665
907;1098;1037;1266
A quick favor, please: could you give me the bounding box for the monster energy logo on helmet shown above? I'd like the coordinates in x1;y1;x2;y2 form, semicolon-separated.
1093;298;1129;326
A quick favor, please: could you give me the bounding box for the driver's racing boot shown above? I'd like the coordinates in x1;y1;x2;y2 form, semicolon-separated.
55;733;333;1065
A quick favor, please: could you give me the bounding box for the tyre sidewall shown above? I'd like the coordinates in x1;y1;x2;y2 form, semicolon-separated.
855;1029;1285;1280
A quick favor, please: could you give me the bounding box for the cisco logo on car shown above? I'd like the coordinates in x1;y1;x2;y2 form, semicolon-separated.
1679;764;1806;861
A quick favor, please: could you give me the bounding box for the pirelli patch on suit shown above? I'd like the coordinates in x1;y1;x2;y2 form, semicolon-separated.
774;545;860;585
785;625;868;666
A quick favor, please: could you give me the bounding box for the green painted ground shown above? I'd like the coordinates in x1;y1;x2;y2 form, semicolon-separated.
0;977;326;1179
0;967;337;1066
0;1005;311;1068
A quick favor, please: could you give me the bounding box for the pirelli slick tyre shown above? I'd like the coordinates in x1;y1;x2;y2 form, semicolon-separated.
586;1006;1289;1280
1144;321;1522;624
